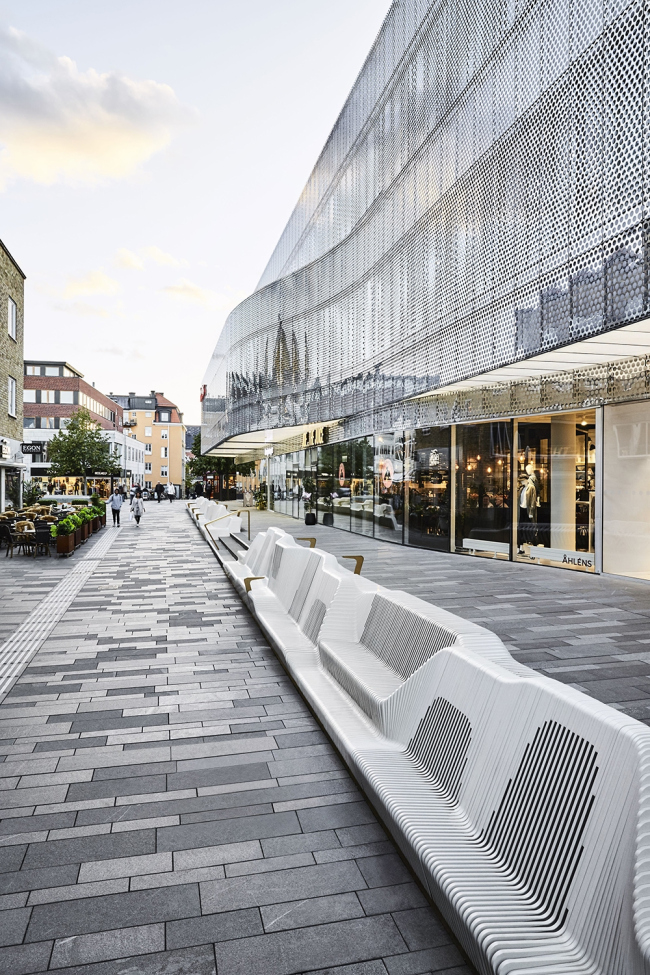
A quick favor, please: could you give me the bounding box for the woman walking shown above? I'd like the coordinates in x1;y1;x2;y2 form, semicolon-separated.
166;482;175;503
109;487;123;526
131;490;145;527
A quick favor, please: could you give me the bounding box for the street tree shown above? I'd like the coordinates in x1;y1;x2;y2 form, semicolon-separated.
46;408;122;493
186;432;255;496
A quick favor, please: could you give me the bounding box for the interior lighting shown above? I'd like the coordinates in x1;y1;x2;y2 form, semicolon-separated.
580;419;588;426
497;459;503;465
487;467;492;473
477;455;481;460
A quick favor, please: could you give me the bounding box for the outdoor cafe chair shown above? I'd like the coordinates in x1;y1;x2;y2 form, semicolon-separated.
33;521;52;557
0;523;15;558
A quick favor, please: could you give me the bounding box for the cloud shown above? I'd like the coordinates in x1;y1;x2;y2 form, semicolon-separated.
142;245;187;267
0;25;195;188
64;269;120;298
53;300;109;317
162;278;213;305
115;248;144;270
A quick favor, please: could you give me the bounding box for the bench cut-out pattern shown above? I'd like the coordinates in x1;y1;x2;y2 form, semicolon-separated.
303;598;327;646
289;554;319;621
482;720;598;927
270;546;284;580
406;697;471;804
361;594;457;680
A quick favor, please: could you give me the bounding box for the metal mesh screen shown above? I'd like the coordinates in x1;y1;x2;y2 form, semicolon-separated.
204;0;649;450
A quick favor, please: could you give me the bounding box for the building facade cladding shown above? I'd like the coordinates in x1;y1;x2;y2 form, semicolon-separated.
203;0;650;581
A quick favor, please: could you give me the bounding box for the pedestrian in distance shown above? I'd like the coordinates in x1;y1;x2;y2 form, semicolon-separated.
155;482;164;503
109;487;123;526
166;482;175;503
131;490;145;527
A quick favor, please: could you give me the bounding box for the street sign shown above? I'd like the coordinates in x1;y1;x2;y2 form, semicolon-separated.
21;443;43;455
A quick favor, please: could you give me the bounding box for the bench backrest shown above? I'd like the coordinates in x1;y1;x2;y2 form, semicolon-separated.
383;645;650;973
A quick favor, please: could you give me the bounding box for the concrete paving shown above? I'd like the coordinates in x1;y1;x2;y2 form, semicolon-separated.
0;502;473;975
238;508;650;721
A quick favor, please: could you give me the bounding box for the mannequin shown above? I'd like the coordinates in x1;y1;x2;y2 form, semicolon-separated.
520;464;538;522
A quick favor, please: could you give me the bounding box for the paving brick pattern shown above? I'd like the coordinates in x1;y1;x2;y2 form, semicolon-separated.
0;504;473;975
248;509;650;722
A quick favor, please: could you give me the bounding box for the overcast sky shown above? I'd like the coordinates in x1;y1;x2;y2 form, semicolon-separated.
0;0;392;423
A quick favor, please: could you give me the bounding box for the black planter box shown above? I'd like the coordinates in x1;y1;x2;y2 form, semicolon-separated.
304;512;316;525
322;513;334;527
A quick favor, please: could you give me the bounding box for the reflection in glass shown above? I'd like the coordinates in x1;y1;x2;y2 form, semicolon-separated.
349;437;374;536
405;427;451;551
604;401;650;579
455;422;512;559
374;432;404;543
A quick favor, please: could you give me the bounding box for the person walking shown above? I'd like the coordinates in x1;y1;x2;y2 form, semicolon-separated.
109;487;123;526
130;489;145;527
166;482;175;503
155;482;164;503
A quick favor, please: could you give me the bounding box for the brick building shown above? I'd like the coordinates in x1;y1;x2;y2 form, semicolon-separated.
0;239;26;511
22;361;146;496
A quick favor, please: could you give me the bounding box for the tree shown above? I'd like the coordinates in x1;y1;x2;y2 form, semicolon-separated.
186;432;255;497
47;408;122;493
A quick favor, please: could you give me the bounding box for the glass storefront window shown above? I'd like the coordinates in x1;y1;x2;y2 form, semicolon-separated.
374;432;404;543
455;422;512;559
405;427;451;551
603;401;650;579
349;437;374;536
515;410;596;572
317;444;334;524
332;442;351;531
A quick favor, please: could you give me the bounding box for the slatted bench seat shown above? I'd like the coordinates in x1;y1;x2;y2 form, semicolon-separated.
319;587;527;728
223;527;289;597
218;527;650;971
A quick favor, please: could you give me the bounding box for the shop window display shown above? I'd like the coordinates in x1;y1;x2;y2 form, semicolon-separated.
374;432;404;543
405;427;451;551
455;422;512;559
515;410;596;571
317;444;335;525
332;441;351;531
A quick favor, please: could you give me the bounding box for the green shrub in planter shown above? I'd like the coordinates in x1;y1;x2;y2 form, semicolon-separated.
52;517;75;537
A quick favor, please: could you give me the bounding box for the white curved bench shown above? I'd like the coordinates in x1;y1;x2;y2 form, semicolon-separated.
218;528;650;973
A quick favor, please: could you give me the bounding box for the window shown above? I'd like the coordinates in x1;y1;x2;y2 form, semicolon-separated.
60;391;74;404
24;417;35;428
62;367;75;377
131;411;137;419
59;418;69;429
7;298;16;340
145;462;152;473
7;376;16;416
161;446;168;458
145;480;152;489
161;466;168;477
42;417;55;429
145;443;152;454
25;365;40;376
45;366;60;377
23;389;36;403
161;430;168;439
41;390;56;403
144;427;152;437
145;411;152;418
159;411;170;421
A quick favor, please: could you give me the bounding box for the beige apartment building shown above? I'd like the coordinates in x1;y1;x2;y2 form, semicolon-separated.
0;238;26;511
108;391;185;495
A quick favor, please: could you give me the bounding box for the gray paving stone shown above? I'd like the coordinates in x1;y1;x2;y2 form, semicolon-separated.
49;922;164;968
157;810;300;852
358;884;428;915
260;830;340;857
383;946;469;974
0;864;79;895
214;914;408;975
298;801;377;833
0;940;53;975
357;855;414;889
0;905;31;945
261;891;364;931
25;883;200;941
166;906;263;948
201;861;367;913
392;908;455;951
21;828;155;869
309;964;388;975
26;944;217;975
78;851;172;883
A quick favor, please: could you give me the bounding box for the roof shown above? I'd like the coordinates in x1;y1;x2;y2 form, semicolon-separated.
0;238;26;279
25;361;83;377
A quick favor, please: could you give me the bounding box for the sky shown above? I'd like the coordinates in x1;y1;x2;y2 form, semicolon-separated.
0;0;392;424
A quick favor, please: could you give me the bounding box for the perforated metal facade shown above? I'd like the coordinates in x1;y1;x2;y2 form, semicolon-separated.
203;0;649;453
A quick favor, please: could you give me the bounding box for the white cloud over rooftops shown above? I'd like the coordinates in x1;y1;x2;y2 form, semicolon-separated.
0;25;195;188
